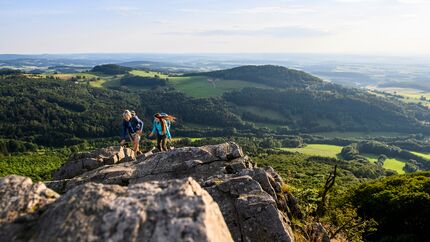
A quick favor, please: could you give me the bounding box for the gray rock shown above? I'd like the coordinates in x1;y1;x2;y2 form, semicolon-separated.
53;146;135;180
0;178;233;242
0;175;59;224
45;142;295;242
204;175;294;242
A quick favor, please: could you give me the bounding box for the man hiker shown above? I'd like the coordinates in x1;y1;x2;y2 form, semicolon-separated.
120;110;144;153
149;113;176;151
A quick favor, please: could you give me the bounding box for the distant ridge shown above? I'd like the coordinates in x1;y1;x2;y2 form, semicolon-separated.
185;65;323;88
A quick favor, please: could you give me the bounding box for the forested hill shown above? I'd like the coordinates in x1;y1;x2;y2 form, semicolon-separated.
185;65;430;134
2;64;430;149
184;65;323;88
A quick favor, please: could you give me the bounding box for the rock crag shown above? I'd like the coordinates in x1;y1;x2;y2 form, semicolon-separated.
1;142;299;242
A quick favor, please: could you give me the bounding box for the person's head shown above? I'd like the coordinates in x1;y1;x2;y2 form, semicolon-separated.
154;113;162;123
123;110;132;121
131;110;136;117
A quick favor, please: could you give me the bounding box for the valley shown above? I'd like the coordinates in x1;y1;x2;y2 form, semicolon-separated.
1;58;430;242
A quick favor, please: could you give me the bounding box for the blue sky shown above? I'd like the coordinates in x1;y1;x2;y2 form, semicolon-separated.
1;0;429;55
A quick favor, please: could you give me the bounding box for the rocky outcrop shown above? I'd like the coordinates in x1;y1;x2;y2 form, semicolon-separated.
0;176;233;242
2;142;297;242
0;175;59;224
45;142;295;242
53;146;136;180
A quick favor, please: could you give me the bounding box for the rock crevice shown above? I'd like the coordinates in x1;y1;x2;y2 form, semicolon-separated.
1;142;297;242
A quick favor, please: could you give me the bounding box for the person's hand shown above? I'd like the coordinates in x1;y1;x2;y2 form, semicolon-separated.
120;139;126;146
148;132;154;137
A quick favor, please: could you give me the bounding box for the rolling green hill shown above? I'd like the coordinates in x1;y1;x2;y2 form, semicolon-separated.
184;65;323;88
3;64;430;149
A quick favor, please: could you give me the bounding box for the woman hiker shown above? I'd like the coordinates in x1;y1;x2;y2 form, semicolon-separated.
149;113;176;151
120;110;144;154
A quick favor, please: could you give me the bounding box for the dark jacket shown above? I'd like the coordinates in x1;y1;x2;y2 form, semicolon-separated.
121;116;144;139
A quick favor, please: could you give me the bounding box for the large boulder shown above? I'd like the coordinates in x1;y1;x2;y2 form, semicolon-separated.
46;142;295;242
0;175;59;224
53;146;135;180
0;177;233;242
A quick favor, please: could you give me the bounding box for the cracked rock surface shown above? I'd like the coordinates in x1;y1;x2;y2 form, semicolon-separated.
0;177;232;242
53;146;136;180
0;175;59;225
2;142;296;242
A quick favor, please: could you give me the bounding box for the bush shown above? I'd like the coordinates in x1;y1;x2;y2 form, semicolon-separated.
349;172;430;241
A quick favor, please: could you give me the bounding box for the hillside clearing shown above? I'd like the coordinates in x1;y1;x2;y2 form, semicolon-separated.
281;144;343;158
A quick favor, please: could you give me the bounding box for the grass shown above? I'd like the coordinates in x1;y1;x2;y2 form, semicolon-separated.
411;151;430;160
362;153;406;174
370;87;430;106
384;159;406;174
130;70;169;79
169;76;269;98
281;144;343;158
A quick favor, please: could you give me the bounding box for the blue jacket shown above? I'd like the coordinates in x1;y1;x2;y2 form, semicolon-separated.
121;116;144;139
151;120;171;138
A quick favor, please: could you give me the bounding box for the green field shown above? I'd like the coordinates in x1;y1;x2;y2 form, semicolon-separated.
383;158;406;174
370;87;430;106
281;144;407;174
169;76;269;98
130;70;169;79
281;144;343;158
362;153;406;174
411;151;430;160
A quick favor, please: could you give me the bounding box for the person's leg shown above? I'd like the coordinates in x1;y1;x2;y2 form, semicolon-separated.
156;134;162;151
133;134;140;152
161;135;167;151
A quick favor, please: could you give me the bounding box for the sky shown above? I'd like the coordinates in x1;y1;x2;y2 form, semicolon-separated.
1;0;430;55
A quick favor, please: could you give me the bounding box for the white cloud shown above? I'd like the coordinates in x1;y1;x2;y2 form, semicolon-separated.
230;6;316;14
162;26;331;38
397;0;428;4
103;6;142;16
178;5;315;15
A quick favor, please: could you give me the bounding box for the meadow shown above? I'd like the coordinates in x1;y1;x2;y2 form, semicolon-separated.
282;144;407;174
411;151;430;160
371;87;430;106
281;144;343;158
129;70;169;79
362;154;406;174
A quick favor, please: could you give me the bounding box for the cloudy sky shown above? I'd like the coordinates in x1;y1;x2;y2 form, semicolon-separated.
1;0;429;55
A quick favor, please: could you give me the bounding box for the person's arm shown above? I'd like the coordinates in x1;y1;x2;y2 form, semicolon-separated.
135;117;144;134
166;122;172;139
149;121;156;137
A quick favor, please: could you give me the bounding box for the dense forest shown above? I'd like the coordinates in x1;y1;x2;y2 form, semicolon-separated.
120;75;167;87
91;64;131;75
185;65;323;88
0;77;141;147
2;64;430;149
2;63;430;241
226;87;430;134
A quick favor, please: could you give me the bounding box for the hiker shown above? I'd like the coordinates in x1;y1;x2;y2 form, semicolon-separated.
149;113;176;151
120;110;144;153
